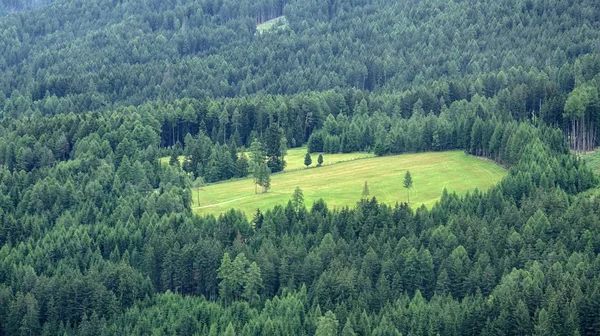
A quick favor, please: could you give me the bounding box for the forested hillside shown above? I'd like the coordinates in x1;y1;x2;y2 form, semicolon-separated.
0;0;599;103
0;0;54;16
1;0;600;335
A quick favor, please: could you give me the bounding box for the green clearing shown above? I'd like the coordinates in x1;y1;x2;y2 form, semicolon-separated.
158;147;371;170
580;150;600;197
256;16;288;33
582;150;600;175
282;147;373;171
158;156;185;165
192;150;507;217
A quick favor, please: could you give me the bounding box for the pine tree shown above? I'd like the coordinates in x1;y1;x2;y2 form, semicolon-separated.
257;163;271;193
341;319;356;336
362;181;370;198
191;177;204;206
249;140;266;193
315;311;339;336
236;153;249;177
304;152;312;167
317;154;324;166
242;262;263;305
292;187;304;211
217;253;235;304
224;322;236;336
169;149;180;167
262;166;271;193
403;170;413;203
265;123;286;172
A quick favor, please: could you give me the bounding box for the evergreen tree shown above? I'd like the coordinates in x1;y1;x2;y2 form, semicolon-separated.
316;311;339;336
362;181;370;198
304;152;312;167
292;187;305;212
318;154;324;166
256;163;271;193
265;123;286;172
224;322;236;336
242;262;263;305
191;177;204;206
403;170;413;203
236;153;250;178
169;149;180;167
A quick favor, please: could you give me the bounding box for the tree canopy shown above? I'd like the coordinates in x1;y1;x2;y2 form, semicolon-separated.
1;0;600;334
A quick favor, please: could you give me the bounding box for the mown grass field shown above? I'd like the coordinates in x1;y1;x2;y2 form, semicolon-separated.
192;150;507;217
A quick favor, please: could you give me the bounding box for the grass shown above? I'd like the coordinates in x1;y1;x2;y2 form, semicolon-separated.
256;16;288;33
159;156;185;165
282;147;373;171
191;150;507;217
580;150;600;197
582;150;600;175
158;147;371;171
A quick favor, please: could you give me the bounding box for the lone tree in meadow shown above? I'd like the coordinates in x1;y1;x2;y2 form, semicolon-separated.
249;139;269;193
403;170;413;203
362;181;370;198
255;162;271;193
304;152;312;167
317;154;323;166
191;177;205;206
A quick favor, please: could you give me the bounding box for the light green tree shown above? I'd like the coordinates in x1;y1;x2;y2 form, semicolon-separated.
315;311;339;336
362;181;370;198
403;170;413;203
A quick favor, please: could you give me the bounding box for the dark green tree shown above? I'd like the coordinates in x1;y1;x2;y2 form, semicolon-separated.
265;123;286;172
304;152;312;167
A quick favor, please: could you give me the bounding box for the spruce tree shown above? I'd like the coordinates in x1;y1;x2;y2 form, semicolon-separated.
169;149;180;167
362;181;370;198
403;170;413;203
317;154;324;166
304;152;312;167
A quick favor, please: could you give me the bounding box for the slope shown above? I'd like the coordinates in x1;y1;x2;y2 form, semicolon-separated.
192;150;506;216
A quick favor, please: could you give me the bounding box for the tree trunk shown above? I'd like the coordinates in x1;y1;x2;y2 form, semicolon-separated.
572;118;576;151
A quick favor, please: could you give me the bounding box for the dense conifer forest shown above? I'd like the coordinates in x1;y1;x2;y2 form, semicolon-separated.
1;0;600;335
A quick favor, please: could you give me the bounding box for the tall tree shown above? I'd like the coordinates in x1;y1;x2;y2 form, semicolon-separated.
403;170;413;203
169;148;180;167
265;123;286;172
362;181;370;198
316;311;339;336
256;163;271;193
249;140;266;194
292;187;304;212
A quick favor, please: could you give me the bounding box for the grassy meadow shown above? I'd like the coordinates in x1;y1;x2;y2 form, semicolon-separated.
582;150;600;175
159;155;185;166
256;16;288;33
282;147;373;171
191;150;507;217
159;147;372;171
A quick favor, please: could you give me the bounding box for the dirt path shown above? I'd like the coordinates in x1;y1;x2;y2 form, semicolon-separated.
192;196;250;210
